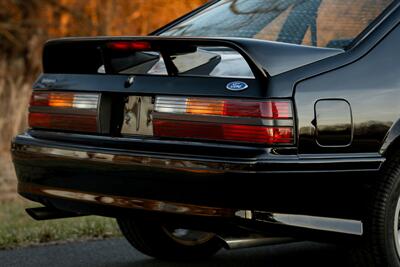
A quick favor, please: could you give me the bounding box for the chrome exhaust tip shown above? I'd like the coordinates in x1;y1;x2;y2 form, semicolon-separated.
221;235;296;250
26;207;81;221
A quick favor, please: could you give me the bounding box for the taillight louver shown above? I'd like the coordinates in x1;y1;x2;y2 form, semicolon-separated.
153;96;294;145
29;92;100;133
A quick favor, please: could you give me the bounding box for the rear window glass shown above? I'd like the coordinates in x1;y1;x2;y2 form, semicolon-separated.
161;0;392;49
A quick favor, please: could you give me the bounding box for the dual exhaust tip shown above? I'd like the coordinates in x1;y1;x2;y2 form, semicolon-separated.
26;207;295;250
26;207;81;221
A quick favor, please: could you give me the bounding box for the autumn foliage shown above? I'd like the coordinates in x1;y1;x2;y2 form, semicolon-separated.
1;0;206;70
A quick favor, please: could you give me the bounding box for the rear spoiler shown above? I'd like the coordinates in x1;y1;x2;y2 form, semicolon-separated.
43;36;269;82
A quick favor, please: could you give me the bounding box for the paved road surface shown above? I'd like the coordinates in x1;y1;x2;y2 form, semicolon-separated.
0;238;352;267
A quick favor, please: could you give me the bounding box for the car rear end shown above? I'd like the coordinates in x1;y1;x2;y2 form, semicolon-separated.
11;0;397;259
13;37;297;213
12;36;367;243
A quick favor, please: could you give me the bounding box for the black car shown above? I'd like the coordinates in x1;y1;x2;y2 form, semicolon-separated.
11;0;400;265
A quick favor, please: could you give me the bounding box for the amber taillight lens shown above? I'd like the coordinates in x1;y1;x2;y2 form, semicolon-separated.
153;96;294;145
28;91;100;133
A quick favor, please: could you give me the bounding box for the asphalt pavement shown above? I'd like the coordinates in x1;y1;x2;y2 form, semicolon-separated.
0;238;352;267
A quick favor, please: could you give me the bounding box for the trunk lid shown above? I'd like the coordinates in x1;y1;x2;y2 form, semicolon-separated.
37;36;342;98
31;36;340;145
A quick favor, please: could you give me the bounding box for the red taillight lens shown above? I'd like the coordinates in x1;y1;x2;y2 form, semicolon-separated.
154;120;293;144
28;113;98;132
29;92;100;133
107;41;152;51
153;97;294;145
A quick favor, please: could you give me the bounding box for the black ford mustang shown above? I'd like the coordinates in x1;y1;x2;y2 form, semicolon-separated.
11;0;400;265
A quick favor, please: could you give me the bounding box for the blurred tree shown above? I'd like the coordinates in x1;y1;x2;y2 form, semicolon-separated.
0;0;206;67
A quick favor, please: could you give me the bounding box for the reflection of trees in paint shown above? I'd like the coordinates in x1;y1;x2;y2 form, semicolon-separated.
162;0;391;50
226;0;300;33
163;0;302;38
163;0;322;46
276;0;322;46
229;0;322;46
229;0;298;15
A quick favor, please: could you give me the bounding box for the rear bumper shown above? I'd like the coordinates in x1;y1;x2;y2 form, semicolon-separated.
11;132;384;237
12;131;385;173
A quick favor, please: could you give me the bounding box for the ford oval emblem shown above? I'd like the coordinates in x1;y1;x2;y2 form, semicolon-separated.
226;81;248;91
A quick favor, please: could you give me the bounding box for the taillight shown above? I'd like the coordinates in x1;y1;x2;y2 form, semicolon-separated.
107;41;152;51
153;96;294;145
29;92;100;133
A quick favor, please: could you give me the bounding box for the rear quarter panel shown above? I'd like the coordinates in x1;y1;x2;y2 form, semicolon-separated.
295;23;400;154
